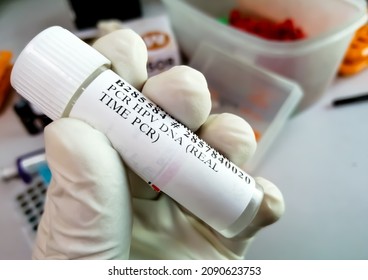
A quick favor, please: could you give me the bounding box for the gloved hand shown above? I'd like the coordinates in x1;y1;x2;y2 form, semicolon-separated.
32;28;285;260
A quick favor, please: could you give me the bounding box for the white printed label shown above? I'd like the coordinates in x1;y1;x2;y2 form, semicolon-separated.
69;70;256;231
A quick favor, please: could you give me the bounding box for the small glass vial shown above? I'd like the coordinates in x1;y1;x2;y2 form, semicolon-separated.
10;26;263;238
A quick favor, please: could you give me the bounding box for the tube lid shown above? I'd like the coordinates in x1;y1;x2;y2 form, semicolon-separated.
11;26;111;120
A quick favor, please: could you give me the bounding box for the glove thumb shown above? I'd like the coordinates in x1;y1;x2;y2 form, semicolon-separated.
33;118;132;259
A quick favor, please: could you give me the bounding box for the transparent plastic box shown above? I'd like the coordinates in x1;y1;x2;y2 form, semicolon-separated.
189;43;303;171
162;0;367;111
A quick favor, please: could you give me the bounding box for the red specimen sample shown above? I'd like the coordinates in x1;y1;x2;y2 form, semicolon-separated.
228;9;306;41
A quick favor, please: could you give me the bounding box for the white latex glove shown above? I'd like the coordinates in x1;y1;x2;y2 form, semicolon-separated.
32;29;285;260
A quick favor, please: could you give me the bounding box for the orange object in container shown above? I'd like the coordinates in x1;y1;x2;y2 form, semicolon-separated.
339;24;368;76
0;50;13;110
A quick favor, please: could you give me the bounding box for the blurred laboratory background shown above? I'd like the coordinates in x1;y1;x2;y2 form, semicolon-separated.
0;0;368;259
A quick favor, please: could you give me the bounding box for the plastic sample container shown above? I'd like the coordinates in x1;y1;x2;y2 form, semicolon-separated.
190;43;303;171
162;0;368;111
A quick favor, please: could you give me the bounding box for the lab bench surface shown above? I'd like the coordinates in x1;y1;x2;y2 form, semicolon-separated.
1;0;368;260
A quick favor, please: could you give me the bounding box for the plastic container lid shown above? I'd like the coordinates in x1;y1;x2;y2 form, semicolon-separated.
190;42;303;171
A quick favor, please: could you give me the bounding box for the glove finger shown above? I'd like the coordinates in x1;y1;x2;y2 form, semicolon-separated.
97;19;123;37
252;177;285;231
92;28;148;90
33;118;132;259
213;177;284;257
142;65;212;131
196;113;285;235
93;29;212;132
197;113;257;168
129;65;212;198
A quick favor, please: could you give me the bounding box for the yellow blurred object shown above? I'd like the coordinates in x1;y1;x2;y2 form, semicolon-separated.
0;50;13;110
339;24;368;76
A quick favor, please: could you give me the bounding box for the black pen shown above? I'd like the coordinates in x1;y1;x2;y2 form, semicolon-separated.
332;93;368;107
